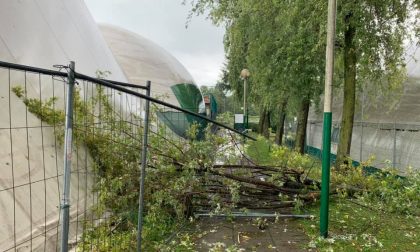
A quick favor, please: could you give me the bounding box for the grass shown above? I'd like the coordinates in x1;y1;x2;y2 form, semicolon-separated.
299;199;419;251
245;135;274;165
248;115;259;123
245;137;420;251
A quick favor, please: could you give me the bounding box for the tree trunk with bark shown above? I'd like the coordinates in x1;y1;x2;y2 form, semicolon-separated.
275;100;287;145
258;107;271;139
337;13;356;167
258;108;265;134
295;98;310;154
263;110;271;139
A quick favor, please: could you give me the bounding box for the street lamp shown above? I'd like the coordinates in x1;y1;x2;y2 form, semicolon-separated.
240;69;250;129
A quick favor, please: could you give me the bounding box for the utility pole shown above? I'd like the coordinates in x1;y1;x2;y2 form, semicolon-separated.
320;0;337;238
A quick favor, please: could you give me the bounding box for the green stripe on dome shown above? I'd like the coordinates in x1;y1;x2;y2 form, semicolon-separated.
157;83;208;139
170;83;203;112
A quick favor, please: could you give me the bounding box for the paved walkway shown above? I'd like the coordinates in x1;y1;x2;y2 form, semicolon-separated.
193;217;308;251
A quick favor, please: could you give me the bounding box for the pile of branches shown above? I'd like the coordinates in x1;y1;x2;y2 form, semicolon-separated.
189;163;322;212
147;129;324;215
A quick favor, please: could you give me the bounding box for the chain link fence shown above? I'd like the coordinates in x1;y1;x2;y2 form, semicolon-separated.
306;120;420;171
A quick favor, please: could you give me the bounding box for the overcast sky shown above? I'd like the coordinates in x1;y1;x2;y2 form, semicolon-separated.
85;0;225;86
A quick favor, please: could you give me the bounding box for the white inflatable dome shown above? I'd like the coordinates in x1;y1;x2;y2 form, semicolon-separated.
100;24;195;105
0;0;200;251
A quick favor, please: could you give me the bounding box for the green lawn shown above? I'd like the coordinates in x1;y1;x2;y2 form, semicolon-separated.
245;137;420;251
299;199;419;251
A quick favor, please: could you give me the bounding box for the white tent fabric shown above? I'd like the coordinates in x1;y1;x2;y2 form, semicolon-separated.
0;0;127;81
100;24;195;106
0;0;127;250
0;1;197;251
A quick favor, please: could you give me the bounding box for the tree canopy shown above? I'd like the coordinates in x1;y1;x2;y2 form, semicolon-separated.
187;0;419;160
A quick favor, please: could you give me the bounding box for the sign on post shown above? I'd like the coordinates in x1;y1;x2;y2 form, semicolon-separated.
234;114;245;131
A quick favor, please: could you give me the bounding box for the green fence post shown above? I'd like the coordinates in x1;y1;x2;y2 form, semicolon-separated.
320;0;337;238
320;112;332;237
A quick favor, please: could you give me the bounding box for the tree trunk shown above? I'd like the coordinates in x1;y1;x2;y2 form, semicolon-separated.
258;108;266;134
258;108;271;138
275;100;287;145
262;110;271;139
337;13;356;168
295;98;310;154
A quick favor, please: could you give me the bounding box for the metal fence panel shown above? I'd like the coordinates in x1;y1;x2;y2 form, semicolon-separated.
0;60;256;251
306;120;420;172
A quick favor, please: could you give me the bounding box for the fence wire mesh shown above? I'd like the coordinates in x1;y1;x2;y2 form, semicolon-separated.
0;62;259;251
306;120;420;171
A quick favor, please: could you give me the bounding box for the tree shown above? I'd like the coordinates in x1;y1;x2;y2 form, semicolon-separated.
274;99;288;145
334;0;418;166
187;0;326;150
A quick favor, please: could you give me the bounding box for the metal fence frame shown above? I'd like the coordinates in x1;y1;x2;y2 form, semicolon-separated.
305;119;420;171
0;60;255;252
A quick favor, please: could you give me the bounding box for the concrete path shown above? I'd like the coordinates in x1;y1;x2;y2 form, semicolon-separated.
192;217;308;251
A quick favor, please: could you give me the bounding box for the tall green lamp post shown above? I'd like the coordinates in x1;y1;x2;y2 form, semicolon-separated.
240;68;250;130
320;0;337;238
